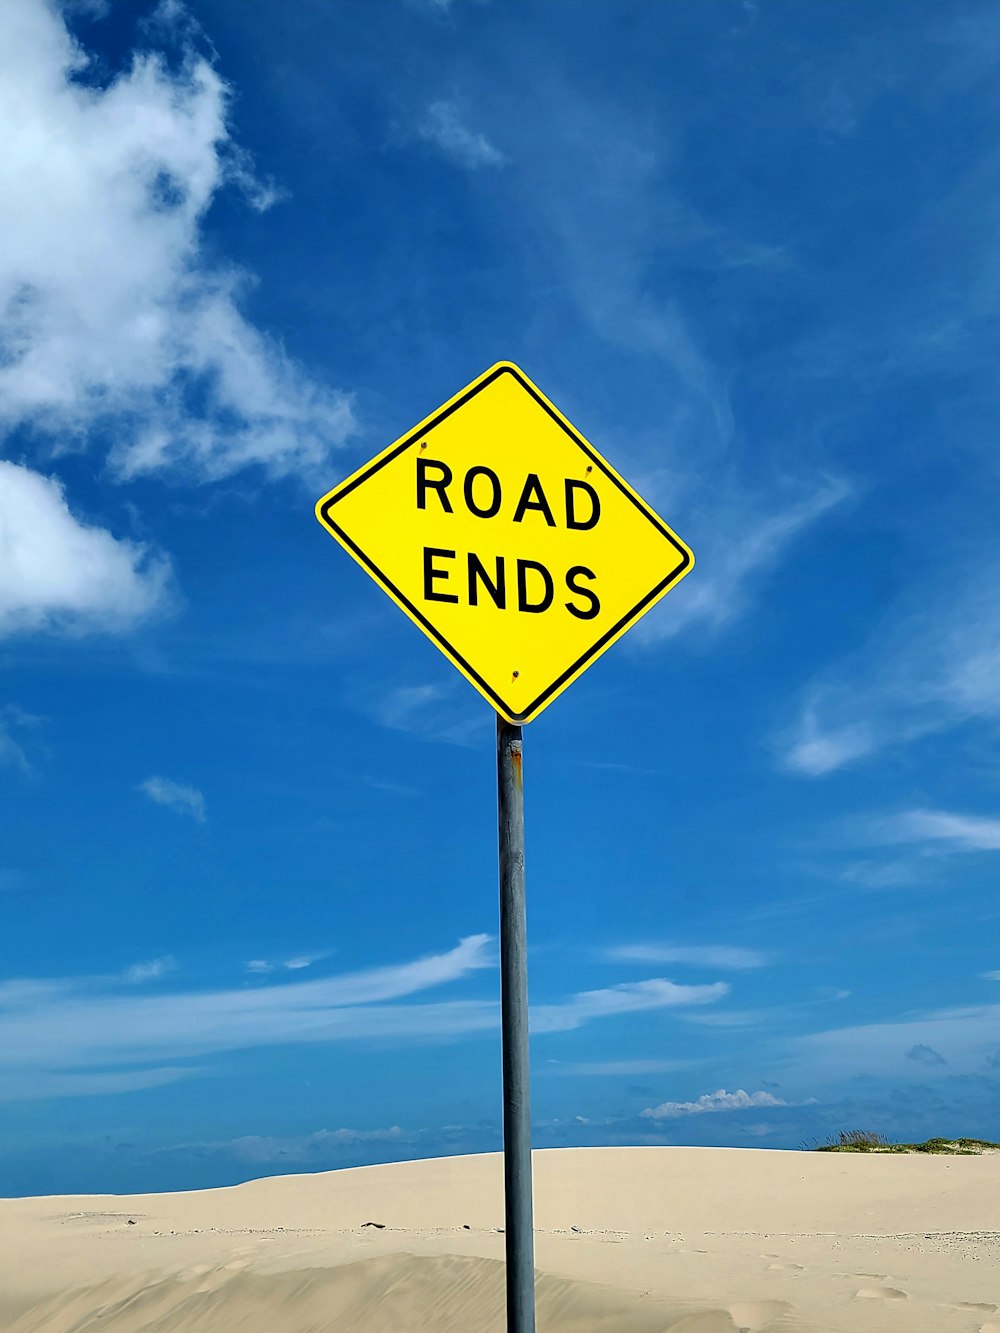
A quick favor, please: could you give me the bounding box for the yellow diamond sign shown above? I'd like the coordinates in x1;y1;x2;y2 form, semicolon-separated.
315;362;693;724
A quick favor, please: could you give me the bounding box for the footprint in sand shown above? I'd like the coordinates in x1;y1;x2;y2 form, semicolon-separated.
728;1299;791;1330
855;1286;908;1300
941;1302;998;1313
765;1261;804;1272
666;1313;740;1332
666;1300;792;1332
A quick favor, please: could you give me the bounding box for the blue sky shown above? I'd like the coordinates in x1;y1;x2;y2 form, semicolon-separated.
1;0;999;1195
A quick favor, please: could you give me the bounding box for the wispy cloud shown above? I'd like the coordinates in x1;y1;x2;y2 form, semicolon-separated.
608;943;768;970
544;1058;698;1077
419;101;505;169
0;937;729;1099
866;809;1000;853
484;73;849;645
0;1066;199;1105
779;1004;1000;1084
641;1087;787;1120
139;775;206;822
170;1125;408;1163
283;953;328;971
0;704;45;774
246;953;329;975
367;682;487;747
0;936;494;1095
782;569;1000;776
532;978;728;1032
783;707;876;778
123;956;176;984
637;475;851;644
681;1008;772;1029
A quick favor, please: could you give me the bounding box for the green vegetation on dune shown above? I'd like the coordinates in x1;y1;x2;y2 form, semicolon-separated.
806;1129;1000;1154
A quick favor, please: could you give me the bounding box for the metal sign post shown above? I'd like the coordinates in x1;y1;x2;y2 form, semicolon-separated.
314;360;694;1333
496;716;535;1332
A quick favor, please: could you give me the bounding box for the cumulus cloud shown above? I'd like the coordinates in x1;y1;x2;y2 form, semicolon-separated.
139;775;206;821
906;1043;947;1066
0;0;354;480
419;101;505;169
0;462;170;636
641;1088;787;1119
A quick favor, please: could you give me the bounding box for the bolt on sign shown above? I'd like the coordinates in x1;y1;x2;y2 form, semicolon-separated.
315;362;693;723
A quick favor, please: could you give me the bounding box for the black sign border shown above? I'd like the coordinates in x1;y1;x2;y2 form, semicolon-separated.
319;364;692;723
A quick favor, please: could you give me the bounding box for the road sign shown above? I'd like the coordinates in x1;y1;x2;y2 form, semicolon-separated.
315;361;693;722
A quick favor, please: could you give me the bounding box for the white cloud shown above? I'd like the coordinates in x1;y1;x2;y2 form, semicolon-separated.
139;775;206;822
123;956;176;984
246;953;328;974
375;684;444;730
779;1004;1000;1084
0;937;729;1096
174;1125;408;1163
419;101;505;169
982;971;1000;981
0;704;44;773
641;1088;787;1120
483;77;847;644
0;1065;198;1104
532;978;729;1032
0;462;170;636
784;708;876;778
0;0;354;480
368;682;486;747
782;569;1000;775
868;808;1000;853
608;943;768;970
681;1008;771;1028
638;476;851;644
544;1058;697;1077
283;953;327;971
0;936;496;1079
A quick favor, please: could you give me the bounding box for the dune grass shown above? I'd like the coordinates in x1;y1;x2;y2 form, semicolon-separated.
807;1129;1000;1154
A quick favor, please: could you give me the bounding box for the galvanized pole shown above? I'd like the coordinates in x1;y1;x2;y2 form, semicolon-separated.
496;715;536;1333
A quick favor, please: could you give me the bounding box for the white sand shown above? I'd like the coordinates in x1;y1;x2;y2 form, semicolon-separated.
1;1147;998;1331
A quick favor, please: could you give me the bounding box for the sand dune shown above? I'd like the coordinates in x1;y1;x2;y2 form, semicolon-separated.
1;1147;998;1331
